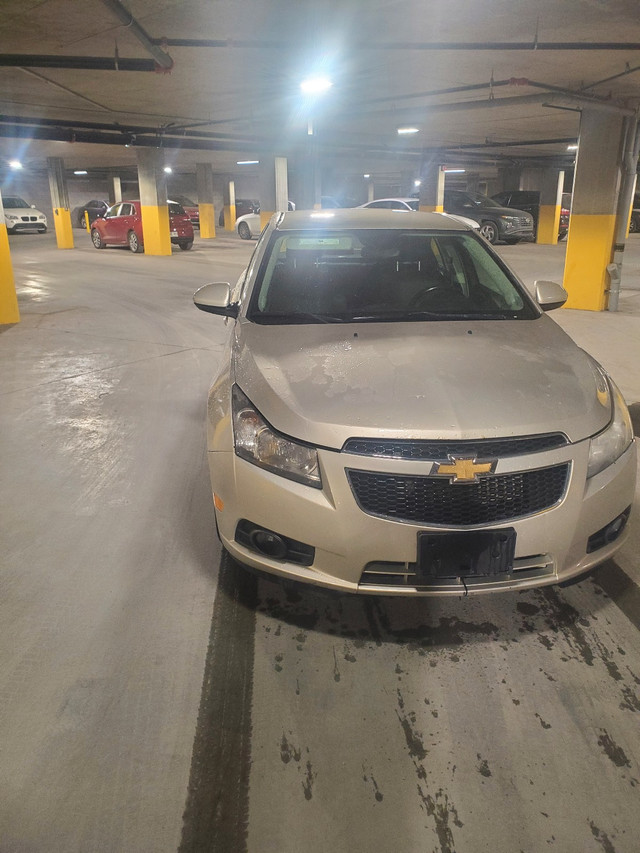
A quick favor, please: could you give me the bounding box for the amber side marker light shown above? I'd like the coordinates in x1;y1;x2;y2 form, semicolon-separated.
214;494;224;511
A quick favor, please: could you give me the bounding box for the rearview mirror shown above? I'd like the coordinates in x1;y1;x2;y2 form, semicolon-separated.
193;282;239;318
534;280;567;311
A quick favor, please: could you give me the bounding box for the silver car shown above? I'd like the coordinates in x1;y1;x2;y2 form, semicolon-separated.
194;209;636;595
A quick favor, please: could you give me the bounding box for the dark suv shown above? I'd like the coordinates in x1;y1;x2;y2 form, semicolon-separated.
492;190;570;240
443;189;534;244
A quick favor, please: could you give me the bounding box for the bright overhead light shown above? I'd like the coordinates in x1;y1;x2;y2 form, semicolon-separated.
443;168;466;173
9;160;22;170
363;174;370;178
300;76;333;95
237;160;259;165
163;166;172;173
414;180;421;186
74;170;88;175
567;144;578;151
397;127;419;135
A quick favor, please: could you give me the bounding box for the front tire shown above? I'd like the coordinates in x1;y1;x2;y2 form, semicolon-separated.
238;221;252;240
91;228;105;249
630;216;638;234
128;231;143;253
178;239;193;251
479;221;499;244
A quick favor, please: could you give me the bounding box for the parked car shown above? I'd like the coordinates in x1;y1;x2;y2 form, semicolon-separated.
90;200;194;252
443;189;534;244
358;197;480;229
74;199;109;228
218;199;259;227
170;195;199;227
235;201;296;239
630;192;640;233
192;208;635;596
2;196;47;233
491;190;570;240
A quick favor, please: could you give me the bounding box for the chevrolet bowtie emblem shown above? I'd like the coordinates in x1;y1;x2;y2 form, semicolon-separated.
431;456;497;483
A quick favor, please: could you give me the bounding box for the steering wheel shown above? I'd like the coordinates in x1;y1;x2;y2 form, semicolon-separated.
408;285;448;310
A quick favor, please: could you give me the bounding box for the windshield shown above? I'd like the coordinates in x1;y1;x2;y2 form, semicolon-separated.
247;229;538;324
3;197;30;208
168;202;186;216
455;191;502;209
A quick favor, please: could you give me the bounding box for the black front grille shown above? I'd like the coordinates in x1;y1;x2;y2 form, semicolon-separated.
347;464;569;526
343;434;567;460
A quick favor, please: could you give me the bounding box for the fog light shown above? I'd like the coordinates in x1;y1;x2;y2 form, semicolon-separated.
249;529;288;559
587;507;631;553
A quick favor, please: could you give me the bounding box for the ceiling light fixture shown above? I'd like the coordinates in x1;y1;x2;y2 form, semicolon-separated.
397;127;419;135
237;160;259;165
443;168;466;173
300;76;333;95
567;144;578;150
363;174;370;178
163;166;172;173
9;160;22;170
74;170;88;175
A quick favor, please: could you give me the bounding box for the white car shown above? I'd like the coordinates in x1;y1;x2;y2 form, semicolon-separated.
236;201;295;240
3;195;47;233
358;197;479;230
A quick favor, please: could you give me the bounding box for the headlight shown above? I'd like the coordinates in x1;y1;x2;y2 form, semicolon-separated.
232;385;321;488
38;215;46;221
587;380;634;478
5;214;18;221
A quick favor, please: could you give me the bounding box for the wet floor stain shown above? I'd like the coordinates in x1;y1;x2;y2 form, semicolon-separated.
597;730;631;768
476;754;492;777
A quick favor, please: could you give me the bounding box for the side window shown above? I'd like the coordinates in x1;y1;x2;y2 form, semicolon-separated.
367;201;385;209
105;204;122;218
120;204;133;216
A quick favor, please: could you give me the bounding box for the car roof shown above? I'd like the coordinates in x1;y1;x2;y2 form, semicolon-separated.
275;208;472;231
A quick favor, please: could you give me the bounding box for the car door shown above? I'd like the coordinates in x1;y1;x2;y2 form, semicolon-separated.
117;203;137;243
101;204;124;242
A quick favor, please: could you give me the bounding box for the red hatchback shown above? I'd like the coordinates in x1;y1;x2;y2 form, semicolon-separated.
90;200;194;252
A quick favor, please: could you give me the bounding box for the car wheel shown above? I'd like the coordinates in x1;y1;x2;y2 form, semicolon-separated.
178;239;193;251
128;231;143;253
479;221;499;243
78;213;87;228
238;221;252;240
91;228;105;249
630;216;638;234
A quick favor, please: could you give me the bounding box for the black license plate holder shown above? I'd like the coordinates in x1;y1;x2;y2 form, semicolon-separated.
417;529;516;579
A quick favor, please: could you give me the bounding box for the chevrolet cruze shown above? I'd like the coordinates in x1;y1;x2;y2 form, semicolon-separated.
194;209;635;595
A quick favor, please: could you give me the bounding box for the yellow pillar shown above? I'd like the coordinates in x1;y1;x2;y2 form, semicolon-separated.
533;169;564;245
52;208;74;249
136;148;171;255
563;110;626;310
0;194;19;324
260;211;275;229
196;163;216;239
48;157;74;250
537;205;561;244
418;163;445;213
223;179;236;230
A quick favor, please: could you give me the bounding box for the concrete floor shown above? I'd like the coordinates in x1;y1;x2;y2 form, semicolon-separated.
1;230;639;853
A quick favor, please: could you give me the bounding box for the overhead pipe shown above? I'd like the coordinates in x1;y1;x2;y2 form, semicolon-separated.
0;53;156;71
98;0;173;70
151;37;640;52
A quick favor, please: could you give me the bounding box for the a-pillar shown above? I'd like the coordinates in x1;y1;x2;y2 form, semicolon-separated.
223;179;236;231
563;109;626;310
418;163;444;212
47;157;74;249
259;157;289;230
136;148;171;255
196;163;216;239
535;170;564;245
0;189;19;324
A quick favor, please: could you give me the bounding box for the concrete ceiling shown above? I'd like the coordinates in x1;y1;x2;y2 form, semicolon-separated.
1;0;640;182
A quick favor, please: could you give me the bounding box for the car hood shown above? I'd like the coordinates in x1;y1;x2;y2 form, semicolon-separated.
233;317;610;449
5;206;45;217
482;204;532;220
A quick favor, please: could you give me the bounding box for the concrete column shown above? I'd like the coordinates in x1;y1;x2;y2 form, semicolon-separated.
109;175;122;205
497;166;522;193
259;156;288;230
0;189;19;324
563;109;625;310
136;148;171;255
418;163;445;212
536;170;564;245
298;145;320;210
47;157;74;249
367;179;374;203
196;163;216;239
223;178;236;231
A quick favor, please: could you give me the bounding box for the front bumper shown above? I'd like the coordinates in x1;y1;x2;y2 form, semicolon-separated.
209;438;637;596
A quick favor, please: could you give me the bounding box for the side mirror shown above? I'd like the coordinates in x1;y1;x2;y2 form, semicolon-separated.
534;280;568;311
193;282;239;318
